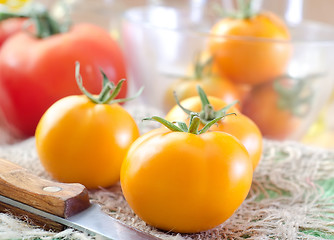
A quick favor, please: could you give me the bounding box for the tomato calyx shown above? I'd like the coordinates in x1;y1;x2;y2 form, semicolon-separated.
193;54;214;80
75;61;143;105
174;85;238;125
0;6;69;38
144;113;223;135
176;54;213;82
273;74;319;117
0;12;27;21
214;0;257;20
32;9;63;38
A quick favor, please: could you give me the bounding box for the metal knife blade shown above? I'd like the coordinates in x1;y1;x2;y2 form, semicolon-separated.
0;158;162;240
0;194;161;240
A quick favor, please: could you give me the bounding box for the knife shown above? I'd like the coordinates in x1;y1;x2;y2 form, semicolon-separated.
0;158;162;240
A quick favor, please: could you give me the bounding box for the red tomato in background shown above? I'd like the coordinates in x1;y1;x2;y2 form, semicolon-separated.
0;18;26;47
0;23;127;138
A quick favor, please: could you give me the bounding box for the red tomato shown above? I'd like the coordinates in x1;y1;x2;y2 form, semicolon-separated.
0;23;127;138
0;18;26;47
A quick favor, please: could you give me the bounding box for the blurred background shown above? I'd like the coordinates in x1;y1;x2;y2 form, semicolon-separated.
1;0;334;148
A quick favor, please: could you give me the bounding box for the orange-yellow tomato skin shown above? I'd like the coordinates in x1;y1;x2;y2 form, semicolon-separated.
209;12;291;84
242;81;300;140
211;114;263;170
35;95;139;189
164;75;240;112
121;129;252;233
166;96;262;170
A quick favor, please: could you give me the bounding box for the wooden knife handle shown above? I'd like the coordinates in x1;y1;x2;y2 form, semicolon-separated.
0;158;90;229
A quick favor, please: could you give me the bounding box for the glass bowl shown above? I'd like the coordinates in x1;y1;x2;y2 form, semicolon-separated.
120;0;334;141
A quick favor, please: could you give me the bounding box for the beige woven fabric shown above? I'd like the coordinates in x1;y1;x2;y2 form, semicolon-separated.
0;104;334;240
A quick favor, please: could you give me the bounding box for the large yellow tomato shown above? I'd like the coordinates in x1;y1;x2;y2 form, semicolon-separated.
166;88;262;170
209;11;291;85
35;63;140;189
121;116;252;233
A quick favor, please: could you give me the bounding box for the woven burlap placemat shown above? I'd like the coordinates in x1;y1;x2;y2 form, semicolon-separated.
0;104;334;240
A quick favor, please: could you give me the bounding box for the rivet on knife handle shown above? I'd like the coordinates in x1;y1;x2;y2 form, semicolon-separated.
0;158;90;219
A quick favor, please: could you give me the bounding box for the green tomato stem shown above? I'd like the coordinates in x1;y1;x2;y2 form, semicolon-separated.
201;104;216;120
75;61;142;105
144;113;224;135
214;0;257;19
193;54;214;80
0;12;28;21
33;10;62;38
188;113;200;134
173;91;192;115
0;4;71;38
176;122;189;132
97;71;115;103
197;85;210;109
199;116;224;134
143;116;183;132
272;73;321;117
173;85;238;125
236;0;254;19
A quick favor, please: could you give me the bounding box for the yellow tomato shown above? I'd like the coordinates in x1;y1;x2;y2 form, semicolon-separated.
35;62;140;189
121;125;252;233
164;52;240;112
164;75;240;112
166;93;262;170
35;95;139;189
167;95;240;120
209;11;291;85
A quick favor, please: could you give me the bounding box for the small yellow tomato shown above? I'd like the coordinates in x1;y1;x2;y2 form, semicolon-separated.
35;62;140;189
166;87;262;170
164;53;240;112
164;75;239;112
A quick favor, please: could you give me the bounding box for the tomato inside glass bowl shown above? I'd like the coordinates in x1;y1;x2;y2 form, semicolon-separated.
121;0;334;141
